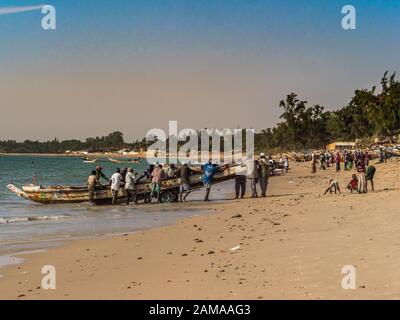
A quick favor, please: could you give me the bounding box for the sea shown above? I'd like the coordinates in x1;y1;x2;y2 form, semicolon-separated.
0;155;230;270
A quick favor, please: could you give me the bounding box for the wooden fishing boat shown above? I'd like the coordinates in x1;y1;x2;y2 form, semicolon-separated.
83;159;97;163
7;164;243;205
108;157;122;164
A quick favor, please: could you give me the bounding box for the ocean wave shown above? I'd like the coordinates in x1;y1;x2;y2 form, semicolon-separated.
0;215;71;224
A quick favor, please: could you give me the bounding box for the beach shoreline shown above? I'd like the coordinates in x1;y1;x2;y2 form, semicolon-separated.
0;160;399;299
0;152;146;158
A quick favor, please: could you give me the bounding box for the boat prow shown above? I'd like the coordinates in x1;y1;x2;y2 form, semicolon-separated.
6;184;29;200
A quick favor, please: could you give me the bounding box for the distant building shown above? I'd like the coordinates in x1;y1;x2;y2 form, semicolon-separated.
326;141;356;151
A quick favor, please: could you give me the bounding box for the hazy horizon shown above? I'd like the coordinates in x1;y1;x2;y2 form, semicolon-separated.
1;0;400;142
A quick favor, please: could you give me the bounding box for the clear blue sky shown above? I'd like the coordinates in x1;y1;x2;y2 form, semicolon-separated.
1;0;400;141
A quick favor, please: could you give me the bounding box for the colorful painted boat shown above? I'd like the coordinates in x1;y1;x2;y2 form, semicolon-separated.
7;164;243;205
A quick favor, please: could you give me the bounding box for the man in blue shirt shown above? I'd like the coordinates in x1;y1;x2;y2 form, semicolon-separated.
201;161;228;201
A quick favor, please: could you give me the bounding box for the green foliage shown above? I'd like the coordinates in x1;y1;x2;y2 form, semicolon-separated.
1;73;399;154
256;72;400;153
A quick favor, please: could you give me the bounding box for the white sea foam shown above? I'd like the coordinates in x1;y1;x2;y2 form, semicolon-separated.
0;215;71;224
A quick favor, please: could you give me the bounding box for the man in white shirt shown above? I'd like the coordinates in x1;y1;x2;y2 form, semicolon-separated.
125;168;137;205
111;168;123;205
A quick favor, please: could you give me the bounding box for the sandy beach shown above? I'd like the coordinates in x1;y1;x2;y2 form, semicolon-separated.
0;158;399;300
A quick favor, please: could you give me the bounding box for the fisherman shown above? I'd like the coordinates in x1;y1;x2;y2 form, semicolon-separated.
136;164;155;203
136;164;155;183
165;163;179;178
323;179;341;195
179;162;195;202
149;164;166;203
95;166;109;184
125;168;137;204
234;162;247;199
87;170;98;205
201;161;228;201
258;153;270;198
121;167;128;182
110;168;123;205
365;165;376;192
246;156;259;198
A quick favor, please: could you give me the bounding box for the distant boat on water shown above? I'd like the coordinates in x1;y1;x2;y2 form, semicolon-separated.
108;157;122;164
83;159;97;164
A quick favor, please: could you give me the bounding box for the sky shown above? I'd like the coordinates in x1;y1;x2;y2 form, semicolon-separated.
1;0;400;142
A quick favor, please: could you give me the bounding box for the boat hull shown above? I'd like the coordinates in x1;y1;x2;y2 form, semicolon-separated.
7;165;242;205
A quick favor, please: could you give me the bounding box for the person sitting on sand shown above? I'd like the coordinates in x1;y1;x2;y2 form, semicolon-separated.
347;174;358;193
323;179;341;195
365;165;376;192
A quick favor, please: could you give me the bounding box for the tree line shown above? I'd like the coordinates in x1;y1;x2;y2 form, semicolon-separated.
1;72;399;154
255;72;400;152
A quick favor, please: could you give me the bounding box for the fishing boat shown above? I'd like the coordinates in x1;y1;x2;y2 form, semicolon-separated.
128;158;142;164
108;157;122;164
7;164;243;205
83;159;97;164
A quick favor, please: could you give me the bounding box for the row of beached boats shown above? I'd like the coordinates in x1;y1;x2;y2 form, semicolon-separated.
7;164;243;205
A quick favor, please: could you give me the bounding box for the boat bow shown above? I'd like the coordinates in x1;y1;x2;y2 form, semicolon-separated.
7;184;29;200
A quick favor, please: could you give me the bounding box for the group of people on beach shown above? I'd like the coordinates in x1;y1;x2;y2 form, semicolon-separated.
234;153;287;199
318;150;377;195
85;152;282;205
86;161;230;205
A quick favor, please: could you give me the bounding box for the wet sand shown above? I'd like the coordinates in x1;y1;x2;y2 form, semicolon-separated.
0;159;399;299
